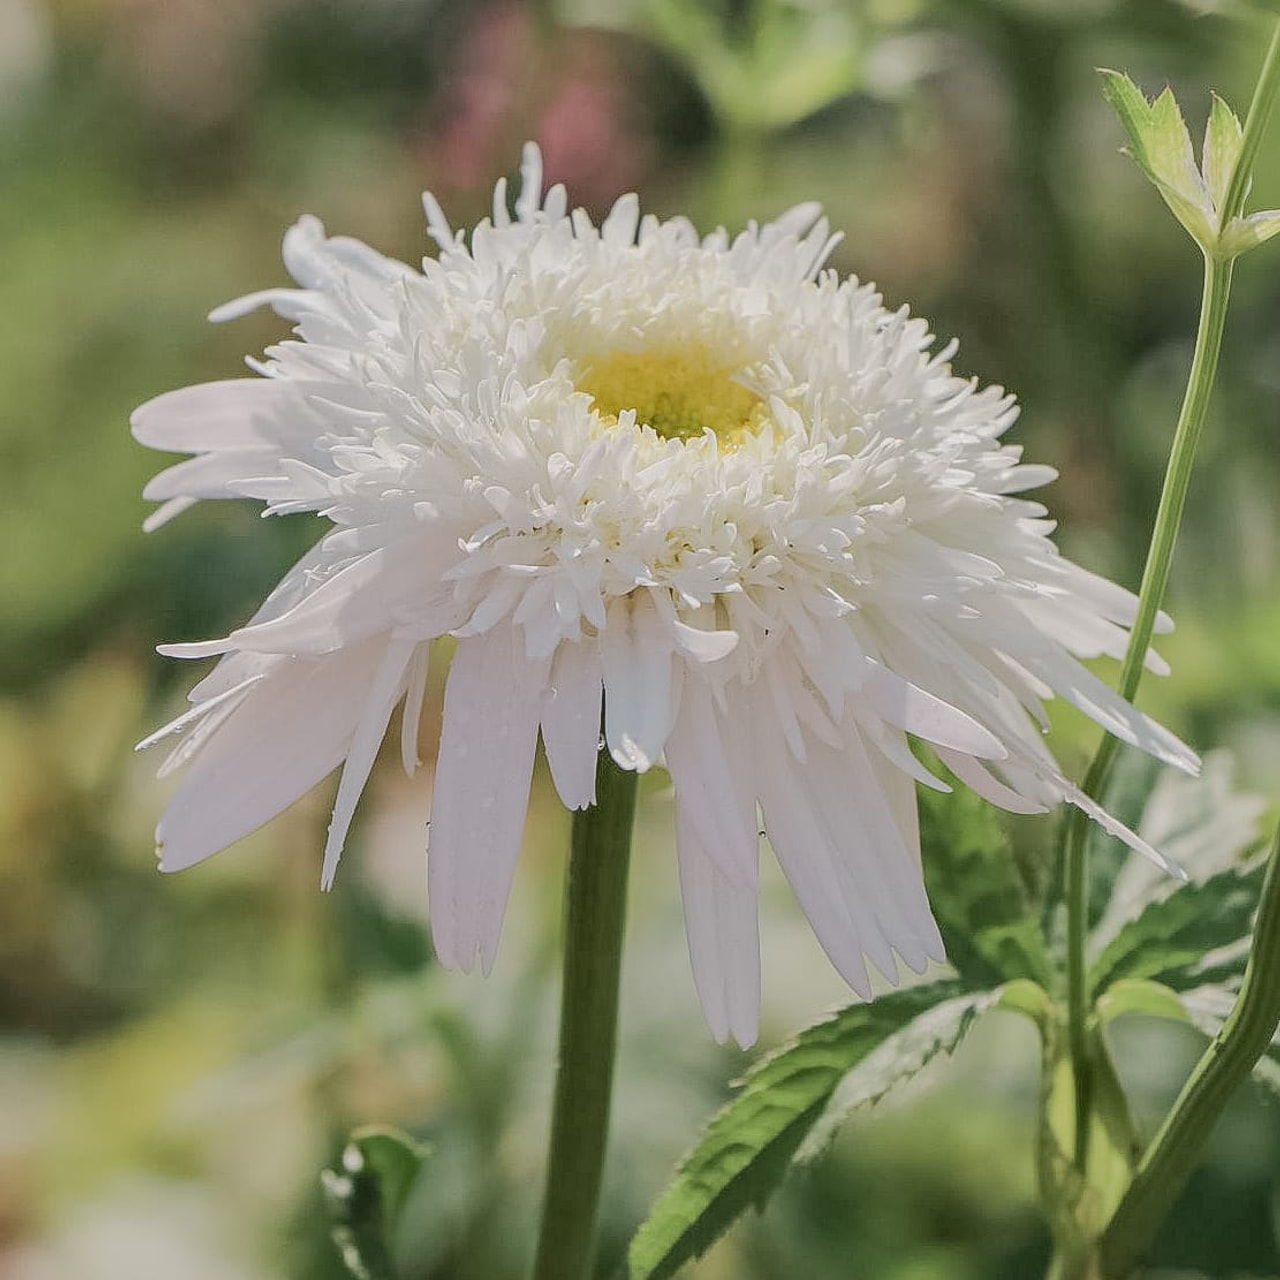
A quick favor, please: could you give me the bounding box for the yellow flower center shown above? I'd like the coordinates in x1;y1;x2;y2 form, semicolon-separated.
578;347;764;447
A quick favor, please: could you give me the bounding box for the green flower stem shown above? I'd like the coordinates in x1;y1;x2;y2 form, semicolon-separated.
1220;22;1280;237
1061;7;1280;1186
1063;249;1234;1170
1099;828;1280;1278
531;750;639;1280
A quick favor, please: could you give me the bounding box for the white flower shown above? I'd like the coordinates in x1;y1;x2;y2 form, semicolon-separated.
135;144;1196;1047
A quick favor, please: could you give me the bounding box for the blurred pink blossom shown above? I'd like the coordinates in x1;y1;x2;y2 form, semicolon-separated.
423;2;651;214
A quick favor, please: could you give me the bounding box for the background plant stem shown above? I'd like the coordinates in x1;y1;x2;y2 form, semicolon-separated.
531;750;639;1280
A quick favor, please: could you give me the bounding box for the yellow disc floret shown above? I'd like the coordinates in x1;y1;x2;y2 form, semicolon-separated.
579;346;765;447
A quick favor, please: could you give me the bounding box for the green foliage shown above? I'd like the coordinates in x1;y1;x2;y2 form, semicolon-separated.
323;1127;431;1280
1089;751;1267;995
1089;860;1265;995
793;990;1003;1164
1172;977;1280;1090
1094;978;1191;1026
624;981;996;1280
1100;69;1226;251
644;0;866;131
1101;65;1280;260
920;784;1050;987
1218;206;1280;254
1082;751;1162;931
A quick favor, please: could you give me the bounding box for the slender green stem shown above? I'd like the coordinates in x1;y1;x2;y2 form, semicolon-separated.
531;751;639;1280
1219;21;1280;236
1099;828;1280;1278
1061;4;1280;1191
1064;249;1234;1173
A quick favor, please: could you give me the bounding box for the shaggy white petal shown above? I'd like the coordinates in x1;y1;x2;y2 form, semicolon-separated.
859;662;1007;761
751;697;879;996
664;677;759;889
162;538;466;660
137;141;1200;1039
321;636;418;888
676;810;760;1048
541;639;604;811
806;725;946;971
156;639;390;871
130;378;297;451
601;592;678;772
143;450;281;503
1059;780;1188;880
134;673;265;752
428;625;550;974
1019;650;1197;774
400;644;431;776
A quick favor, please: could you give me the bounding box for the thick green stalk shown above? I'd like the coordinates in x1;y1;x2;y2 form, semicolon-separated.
1099;829;1280;1278
1061;2;1280;1193
531;751;639;1280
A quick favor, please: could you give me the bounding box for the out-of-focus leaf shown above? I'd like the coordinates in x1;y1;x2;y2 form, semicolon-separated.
322;1126;430;1280
335;883;431;981
1089;860;1265;996
1095;978;1191;1026
1084;750;1161;931
1178;983;1280;1095
646;0;865;131
920;785;1050;986
1092;751;1266;951
625;980;993;1280
1178;0;1280;18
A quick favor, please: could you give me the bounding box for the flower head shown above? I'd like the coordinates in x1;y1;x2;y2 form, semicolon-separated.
136;144;1196;1046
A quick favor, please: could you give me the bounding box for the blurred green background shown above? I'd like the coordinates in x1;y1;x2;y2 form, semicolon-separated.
3;0;1280;1276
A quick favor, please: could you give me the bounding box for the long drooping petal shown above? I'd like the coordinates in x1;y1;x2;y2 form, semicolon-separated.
664;676;759;889
540;638;604;811
675;809;761;1048
427;624;551;975
601;592;679;773
321;636;420;888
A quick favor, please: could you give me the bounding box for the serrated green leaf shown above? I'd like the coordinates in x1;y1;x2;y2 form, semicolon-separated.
795;989;1000;1161
1089;860;1265;996
625;980;980;1280
1146;86;1204;197
1099;70;1214;247
1221;209;1280;256
1203;93;1244;213
1092;751;1266;951
323;1126;430;1280
1099;69;1161;168
920;785;1049;986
